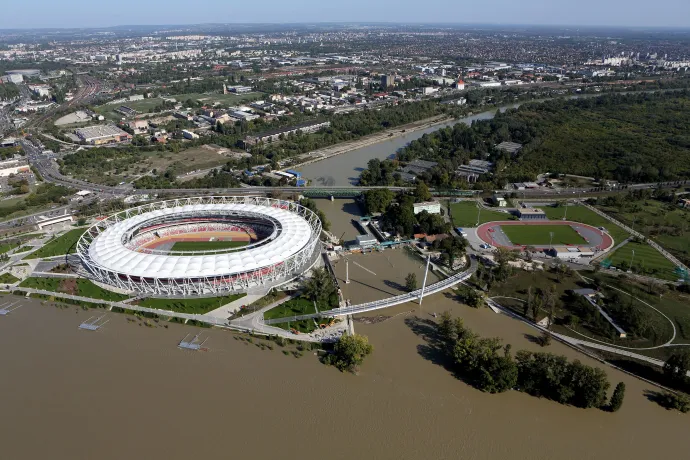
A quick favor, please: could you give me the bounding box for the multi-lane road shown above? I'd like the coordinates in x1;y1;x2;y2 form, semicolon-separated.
24;138;688;201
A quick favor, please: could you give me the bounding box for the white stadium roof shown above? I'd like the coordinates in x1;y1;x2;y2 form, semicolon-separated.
87;203;312;278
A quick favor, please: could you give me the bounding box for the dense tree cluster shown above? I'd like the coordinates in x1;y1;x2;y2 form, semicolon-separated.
435;312;611;408
323;333;373;373
362;91;690;189
0;82;20;101
515;350;611;408
361;189;395;215
301;267;338;309
299;197;331;232
0;183;73;219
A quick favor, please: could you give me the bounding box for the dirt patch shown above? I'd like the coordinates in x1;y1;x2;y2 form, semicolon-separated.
50;263;74;274
59;278;78;295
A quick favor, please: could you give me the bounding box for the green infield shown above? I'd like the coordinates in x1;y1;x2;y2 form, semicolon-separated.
537;205;629;245
501;224;587;246
25;228;86;259
170;240;248;252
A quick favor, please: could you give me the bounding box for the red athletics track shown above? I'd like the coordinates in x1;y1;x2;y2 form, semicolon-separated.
476;221;614;252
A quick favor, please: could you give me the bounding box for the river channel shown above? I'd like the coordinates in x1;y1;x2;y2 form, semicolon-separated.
296;104;520;186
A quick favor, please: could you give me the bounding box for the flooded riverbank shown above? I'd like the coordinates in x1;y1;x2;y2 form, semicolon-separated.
0;295;686;460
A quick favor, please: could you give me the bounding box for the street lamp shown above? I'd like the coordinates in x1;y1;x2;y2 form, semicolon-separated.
630;249;635;271
563;200;568;221
476;202;481;227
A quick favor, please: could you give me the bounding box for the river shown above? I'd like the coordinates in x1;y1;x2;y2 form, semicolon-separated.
0;296;686;460
296;104;521;186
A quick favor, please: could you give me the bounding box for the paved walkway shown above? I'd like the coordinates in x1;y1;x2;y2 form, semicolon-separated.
204;292;266;320
488;297;690;378
230;294;346;342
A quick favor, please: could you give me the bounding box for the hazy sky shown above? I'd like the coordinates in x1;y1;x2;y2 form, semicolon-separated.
2;0;690;29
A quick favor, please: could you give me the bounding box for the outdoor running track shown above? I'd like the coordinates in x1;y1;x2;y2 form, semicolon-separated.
476;221;614;252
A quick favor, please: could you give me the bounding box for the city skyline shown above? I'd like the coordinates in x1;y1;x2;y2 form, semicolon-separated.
2;0;690;30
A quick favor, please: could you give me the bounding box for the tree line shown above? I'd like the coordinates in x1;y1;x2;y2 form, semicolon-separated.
434;312;623;410
364;90;690;189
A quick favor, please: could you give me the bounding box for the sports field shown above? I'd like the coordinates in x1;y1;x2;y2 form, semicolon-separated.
500;224;587;246
448;201;513;227
606;241;680;281
171;240;248;251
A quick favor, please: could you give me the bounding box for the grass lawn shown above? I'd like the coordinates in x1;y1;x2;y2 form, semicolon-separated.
263;297;329;321
0;196;26;210
490;270;584;303
18;277;130;301
538;204;630;245
171;240;248;252
501;224;587;246
449;201;512;227
0;241;19;254
597;199;690;267
271;319;318;334
138;293;246;315
25;228;85;259
606;241;680;281
591;273;690;349
0;272;19;284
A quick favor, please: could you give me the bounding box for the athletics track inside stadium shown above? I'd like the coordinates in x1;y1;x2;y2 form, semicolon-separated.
141;231;254;251
476;221;614;252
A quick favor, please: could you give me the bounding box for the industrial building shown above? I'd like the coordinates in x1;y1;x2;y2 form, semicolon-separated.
227;85;253;93
75;125;133;145
244;120;331;146
0;163;30;177
1;74;22;84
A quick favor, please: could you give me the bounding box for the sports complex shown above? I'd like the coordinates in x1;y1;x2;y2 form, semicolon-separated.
476;220;614;256
76;196;322;297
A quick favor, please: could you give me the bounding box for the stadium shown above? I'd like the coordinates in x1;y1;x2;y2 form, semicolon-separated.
476;220;614;258
76;196;322;297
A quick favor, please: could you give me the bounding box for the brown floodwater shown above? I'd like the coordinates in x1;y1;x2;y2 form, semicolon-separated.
1;294;687;460
332;249;441;305
315;198;364;242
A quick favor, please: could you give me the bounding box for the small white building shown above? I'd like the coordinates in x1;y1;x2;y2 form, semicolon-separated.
182;129;199;140
492;194;508;207
413;201;441;215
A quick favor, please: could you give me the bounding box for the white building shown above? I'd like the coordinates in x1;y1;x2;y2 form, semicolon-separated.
36;215;73;230
413;201;441;215
28;84;51;98
182;129;199;140
492;195;507;207
1;74;23;84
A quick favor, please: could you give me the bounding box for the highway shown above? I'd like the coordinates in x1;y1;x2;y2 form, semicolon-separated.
23;138;689;200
